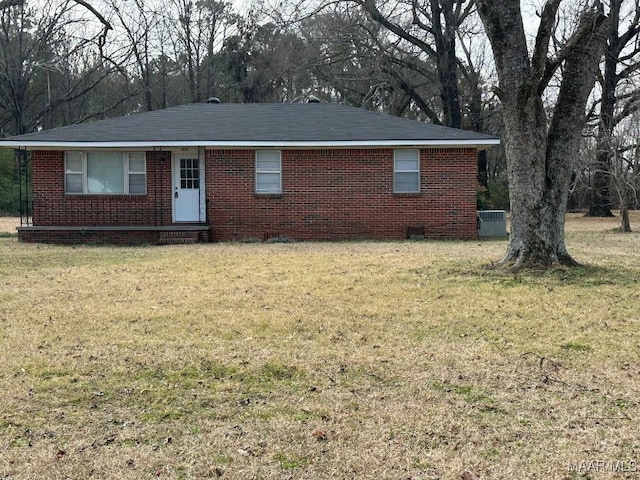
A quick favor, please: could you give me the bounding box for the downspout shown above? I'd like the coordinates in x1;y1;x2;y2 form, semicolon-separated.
18;149;22;225
153;146;165;227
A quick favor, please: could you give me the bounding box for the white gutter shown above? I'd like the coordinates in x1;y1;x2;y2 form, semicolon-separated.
0;139;500;149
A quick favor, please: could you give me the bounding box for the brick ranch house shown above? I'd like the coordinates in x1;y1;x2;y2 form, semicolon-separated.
1;101;499;244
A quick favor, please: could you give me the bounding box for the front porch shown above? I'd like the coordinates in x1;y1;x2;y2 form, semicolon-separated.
17;224;211;245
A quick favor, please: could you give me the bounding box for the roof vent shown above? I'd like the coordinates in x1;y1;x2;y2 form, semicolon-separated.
207;97;221;104
307;95;321;103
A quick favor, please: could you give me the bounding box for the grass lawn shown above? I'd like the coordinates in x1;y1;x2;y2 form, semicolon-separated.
1;213;639;479
0;217;19;237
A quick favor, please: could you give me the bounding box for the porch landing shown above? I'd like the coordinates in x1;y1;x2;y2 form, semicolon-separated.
17;225;211;245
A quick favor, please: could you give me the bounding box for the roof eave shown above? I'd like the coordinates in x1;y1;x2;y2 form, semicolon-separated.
1;139;501;150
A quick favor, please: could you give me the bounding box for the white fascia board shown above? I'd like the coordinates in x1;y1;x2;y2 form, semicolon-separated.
1;138;500;149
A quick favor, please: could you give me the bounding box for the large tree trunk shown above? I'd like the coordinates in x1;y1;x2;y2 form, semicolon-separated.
499;92;575;266
431;0;462;129
477;0;608;269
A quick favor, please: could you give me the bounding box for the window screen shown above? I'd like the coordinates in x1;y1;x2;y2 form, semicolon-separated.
394;149;420;193
256;150;281;194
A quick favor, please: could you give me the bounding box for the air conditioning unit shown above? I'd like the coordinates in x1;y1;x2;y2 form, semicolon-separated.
477;210;507;238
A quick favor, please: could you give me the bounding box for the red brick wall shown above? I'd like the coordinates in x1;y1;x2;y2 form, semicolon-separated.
28;147;478;242
31;150;173;226
206;148;478;241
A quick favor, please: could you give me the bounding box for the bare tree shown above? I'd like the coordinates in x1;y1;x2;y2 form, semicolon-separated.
0;0;113;134
354;0;474;128
611;139;640;232
586;116;640;231
476;0;609;268
105;0;160;111
165;0;236;103
299;6;419;111
587;0;640;217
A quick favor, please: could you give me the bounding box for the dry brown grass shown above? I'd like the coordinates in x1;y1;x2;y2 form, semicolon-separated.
1;213;639;479
0;216;19;234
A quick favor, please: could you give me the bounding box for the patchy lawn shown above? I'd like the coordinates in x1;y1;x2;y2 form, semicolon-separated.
0;213;639;479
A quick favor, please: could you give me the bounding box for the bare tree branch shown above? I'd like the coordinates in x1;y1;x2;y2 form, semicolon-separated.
531;0;561;84
614;90;640;125
539;2;607;92
70;0;113;50
382;64;443;124
356;0;438;58
617;57;640;79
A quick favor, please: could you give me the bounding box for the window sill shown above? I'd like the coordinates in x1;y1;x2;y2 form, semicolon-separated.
254;193;283;199
393;192;422;197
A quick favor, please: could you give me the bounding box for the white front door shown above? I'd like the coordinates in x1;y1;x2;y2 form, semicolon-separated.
173;154;201;222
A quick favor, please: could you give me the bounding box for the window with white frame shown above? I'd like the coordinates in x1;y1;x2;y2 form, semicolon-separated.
255;150;281;194
64;151;146;194
394;149;420;193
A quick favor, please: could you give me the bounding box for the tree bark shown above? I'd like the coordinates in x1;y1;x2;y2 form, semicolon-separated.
477;0;609;269
620;201;631;232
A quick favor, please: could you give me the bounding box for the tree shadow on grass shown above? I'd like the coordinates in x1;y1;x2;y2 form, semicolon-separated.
457;263;638;288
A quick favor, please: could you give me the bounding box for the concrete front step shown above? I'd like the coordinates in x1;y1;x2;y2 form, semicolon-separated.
158;231;201;244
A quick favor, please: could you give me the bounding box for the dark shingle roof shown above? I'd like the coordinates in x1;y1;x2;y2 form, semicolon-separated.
1;102;499;148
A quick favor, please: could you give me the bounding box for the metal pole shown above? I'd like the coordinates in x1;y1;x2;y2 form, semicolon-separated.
17;149;23;227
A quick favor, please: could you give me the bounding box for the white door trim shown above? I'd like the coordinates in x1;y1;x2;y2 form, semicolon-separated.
172;150;205;222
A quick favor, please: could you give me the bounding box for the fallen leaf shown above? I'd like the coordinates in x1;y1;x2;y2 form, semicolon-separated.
312;429;327;441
